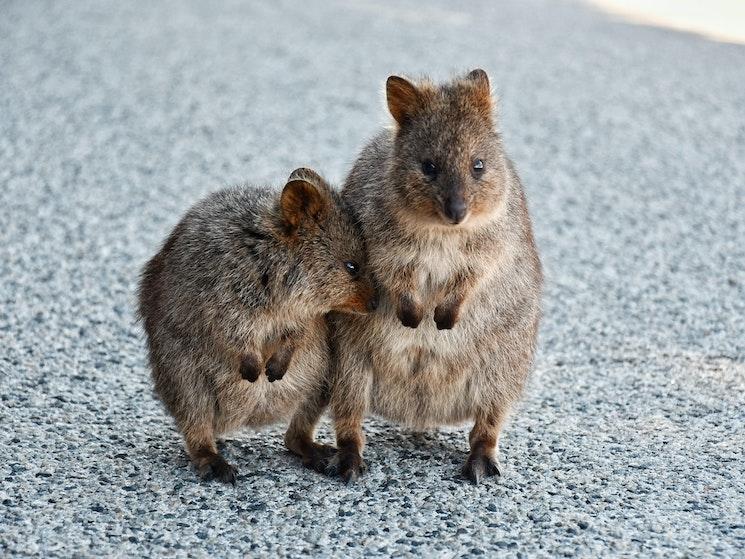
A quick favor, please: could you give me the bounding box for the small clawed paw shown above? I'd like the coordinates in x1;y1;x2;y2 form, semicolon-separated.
461;453;501;485
240;356;262;382
433;303;459;330
265;361;288;383
398;312;422;329
397;295;423;329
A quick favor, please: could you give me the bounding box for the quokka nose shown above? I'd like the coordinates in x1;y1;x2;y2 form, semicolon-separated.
367;293;379;312
443;197;468;224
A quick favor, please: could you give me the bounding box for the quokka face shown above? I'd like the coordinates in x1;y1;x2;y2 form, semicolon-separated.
386;69;507;227
282;168;378;315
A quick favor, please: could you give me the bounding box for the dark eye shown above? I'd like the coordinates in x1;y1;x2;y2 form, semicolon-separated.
421;160;438;179
344;261;359;278
472;159;485;176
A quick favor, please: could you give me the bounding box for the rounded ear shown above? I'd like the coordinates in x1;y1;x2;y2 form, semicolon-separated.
386;75;421;126
280;178;327;232
467;69;490;94
466;68;492;119
287;167;325;186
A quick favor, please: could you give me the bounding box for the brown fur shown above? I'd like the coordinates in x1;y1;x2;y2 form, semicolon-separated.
138;168;376;483
288;70;543;484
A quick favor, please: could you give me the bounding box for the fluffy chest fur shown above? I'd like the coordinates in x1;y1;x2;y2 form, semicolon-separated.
366;306;484;428
401;235;470;294
214;315;328;432
357;232;502;427
339;133;541;430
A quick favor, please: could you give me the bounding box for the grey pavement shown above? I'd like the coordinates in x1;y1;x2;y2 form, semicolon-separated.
1;0;744;556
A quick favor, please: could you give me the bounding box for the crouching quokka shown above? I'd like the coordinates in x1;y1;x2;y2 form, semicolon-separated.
289;70;543;484
138;168;377;484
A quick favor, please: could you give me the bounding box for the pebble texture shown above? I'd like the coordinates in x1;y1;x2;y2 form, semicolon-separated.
1;0;744;556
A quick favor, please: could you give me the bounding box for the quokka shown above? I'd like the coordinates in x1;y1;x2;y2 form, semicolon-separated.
289;69;542;483
138;168;377;484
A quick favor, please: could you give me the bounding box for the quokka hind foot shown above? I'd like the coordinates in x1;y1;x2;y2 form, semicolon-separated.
190;442;238;485
461;450;501;485
298;442;337;474
198;454;238;485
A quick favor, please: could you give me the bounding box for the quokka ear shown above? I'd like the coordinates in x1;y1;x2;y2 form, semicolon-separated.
281;175;328;233
386;75;422;126
465;68;492;119
287;167;325;187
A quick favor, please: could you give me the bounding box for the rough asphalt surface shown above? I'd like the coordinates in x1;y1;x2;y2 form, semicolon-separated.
2;0;744;556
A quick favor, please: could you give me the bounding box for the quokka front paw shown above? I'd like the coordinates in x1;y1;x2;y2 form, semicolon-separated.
433;300;462;330
461;451;501;485
265;352;291;382
397;294;424;329
197;455;238;485
240;354;262;382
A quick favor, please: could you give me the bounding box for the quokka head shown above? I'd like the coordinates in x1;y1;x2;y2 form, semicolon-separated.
280;167;378;315
386;69;507;228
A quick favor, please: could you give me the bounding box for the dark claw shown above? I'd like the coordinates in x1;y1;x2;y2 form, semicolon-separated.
265;349;293;382
335;449;366;484
302;443;337;474
461;452;501;485
240;355;262;382
433;303;459;330
399;312;422;329
199;456;238;485
265;360;288;382
397;295;423;329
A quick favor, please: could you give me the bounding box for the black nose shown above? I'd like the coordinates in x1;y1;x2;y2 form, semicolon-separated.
443;197;468;224
367;294;379;312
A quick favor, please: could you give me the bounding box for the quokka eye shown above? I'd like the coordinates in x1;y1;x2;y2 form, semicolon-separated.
421;160;438;179
472;159;485;175
344;261;360;278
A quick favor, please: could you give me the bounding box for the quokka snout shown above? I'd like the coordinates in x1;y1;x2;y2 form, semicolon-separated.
138;167;377;484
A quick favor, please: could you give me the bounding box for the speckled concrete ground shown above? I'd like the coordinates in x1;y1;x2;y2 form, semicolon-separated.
1;0;744;556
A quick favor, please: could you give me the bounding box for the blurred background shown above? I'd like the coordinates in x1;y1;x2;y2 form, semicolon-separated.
591;0;745;44
1;1;743;557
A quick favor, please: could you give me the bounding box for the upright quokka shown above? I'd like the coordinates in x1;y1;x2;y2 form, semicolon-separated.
289;70;542;483
138;168;377;484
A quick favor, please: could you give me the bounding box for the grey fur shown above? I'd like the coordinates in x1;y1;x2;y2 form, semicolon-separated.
138;169;376;483
297;71;543;484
